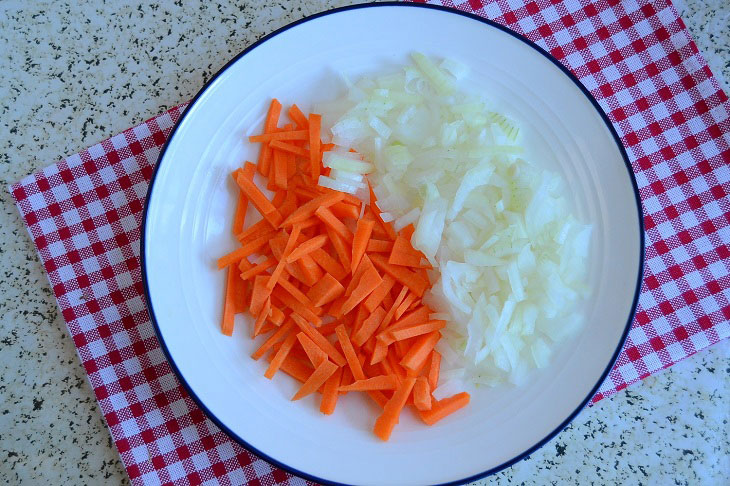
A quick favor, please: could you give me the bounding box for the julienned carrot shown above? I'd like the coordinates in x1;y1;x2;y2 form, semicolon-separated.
335;324;365;381
265;331;297;379
306;273;345;307
413;376;432;411
366;239;394;253
370;253;428;297
418;392;471;425
297;332;328;367
286;234;328;263
249;129;308;143
373;376;417;441
221;266;238;336
400;331;440;372
288;104;309;130
352;306;386;347
291;313;346;366
315;206;353;242
309;113;321;181
251;319;294;360
219;102;469;440
309;248;348;280
339;375;397;392
320;366;342;415
351;219;375;274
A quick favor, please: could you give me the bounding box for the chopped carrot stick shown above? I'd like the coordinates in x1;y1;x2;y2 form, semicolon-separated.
400;331;440;372
316;206;353;242
288;104;309;130
292;359;338;401
390;305;431;331
281;191;344;227
344;253;375;297
273;149;288;190
295;253;323;286
335;324;365;381
276;355;314;383
232;163;256;235
351;219;375;274
217;232;272;269
251;319;294;360
413;376;432;411
235;173;282;226
297;332;328;367
339;375;398;392
272;287;322;326
253;297;272;337
370;253;428;297
221;266;238;336
250;275;271;318
310;247;348;280
339;365;353;395
265;331;297;379
269;305;285;326
352;306;386;347
249;130;308;143
240;256;276;280
427;350;441;390
373;376;416;441
385;320;446;344
236;218;274;244
309;113;321;181
363;274;395;313
270;140;310;159
291;313;346;366
277;276;316;311
395;292;417;320
388;235;424;267
325;227;352;270
366;239;394;253
330;201;361;221
306;273;345;307
339;266;383;316
320;366;342;415
370;338;388;365
286;234;328;263
379;286;409;332
267;225;302;290
418;392;470;425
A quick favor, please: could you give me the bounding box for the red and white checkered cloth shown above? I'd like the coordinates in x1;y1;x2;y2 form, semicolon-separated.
9;0;729;484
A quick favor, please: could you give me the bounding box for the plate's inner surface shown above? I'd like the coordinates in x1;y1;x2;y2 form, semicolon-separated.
144;5;640;485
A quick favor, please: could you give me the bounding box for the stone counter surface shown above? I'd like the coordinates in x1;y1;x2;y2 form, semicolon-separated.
1;1;728;485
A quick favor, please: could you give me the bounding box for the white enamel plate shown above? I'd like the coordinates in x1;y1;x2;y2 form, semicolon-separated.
143;4;643;485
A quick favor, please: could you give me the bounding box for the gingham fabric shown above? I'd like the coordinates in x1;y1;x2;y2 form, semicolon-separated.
8;0;729;484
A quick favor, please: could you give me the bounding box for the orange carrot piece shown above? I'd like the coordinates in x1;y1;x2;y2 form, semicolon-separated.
217;232;272;269
240;256;276;280
363;274;396;313
344;253;374;297
351;219;375;274
277;276;316;311
390;306;431;332
306;273;345;307
395;292;417;320
273;149;288;190
250;275;272;318
370;338;388;365
325;227;352;270
330;201;361;221
251;319;294;360
291;313;346;366
320;366;342;415
379;286;409;332
295;254;323;286
339;375;398;392
427;350;441;390
386;320;446;344
297;332;328;367
249;130;308;143
366;239;394;253
335;324;366;381
276;355;314;383
236;218;274;244
373;376;417;441
400;331;440;372
370;253;428;297
269;305;285;326
292;358;338;401
267;225;302;290
340;266;383;316
286;234;328;263
272;287;322;327
281;191;344;227
253;297;272;337
310;247;348;281
232;163;256;235
270;140;310;159
235;173;282;226
221;266;238;336
339;365;353;395
315;206;353;242
265;331;297;379
413;376;432;411
288;104;309;130
352;306;386;347
418;392;470;425
388;235;424;267
309;113;321;181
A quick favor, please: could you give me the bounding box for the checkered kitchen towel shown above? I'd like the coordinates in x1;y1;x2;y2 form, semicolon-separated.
9;0;729;484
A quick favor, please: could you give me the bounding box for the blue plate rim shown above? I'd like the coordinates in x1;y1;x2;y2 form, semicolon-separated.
140;3;645;485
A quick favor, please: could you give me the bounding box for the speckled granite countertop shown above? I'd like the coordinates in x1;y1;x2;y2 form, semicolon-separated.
1;1;728;485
